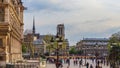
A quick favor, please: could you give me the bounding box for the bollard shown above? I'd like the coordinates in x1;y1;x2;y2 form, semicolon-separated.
40;59;46;68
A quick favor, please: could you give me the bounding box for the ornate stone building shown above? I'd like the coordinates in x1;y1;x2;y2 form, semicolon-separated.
57;24;69;56
33;39;46;56
57;24;65;39
0;0;24;63
76;38;109;57
23;18;46;58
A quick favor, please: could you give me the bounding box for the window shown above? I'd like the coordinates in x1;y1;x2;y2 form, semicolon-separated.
0;0;4;3
0;8;4;22
0;39;3;47
0;56;4;60
11;0;15;5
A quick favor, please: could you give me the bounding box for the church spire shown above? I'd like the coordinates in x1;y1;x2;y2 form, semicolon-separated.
33;16;35;34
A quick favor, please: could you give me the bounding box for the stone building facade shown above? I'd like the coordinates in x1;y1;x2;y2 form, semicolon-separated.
0;0;24;63
23;33;46;58
76;38;109;57
33;39;46;56
57;24;65;39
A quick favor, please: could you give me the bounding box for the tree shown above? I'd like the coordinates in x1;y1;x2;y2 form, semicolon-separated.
43;34;53;55
22;44;27;53
109;31;120;43
108;44;120;68
76;50;83;55
43;34;53;44
108;32;120;68
44;34;68;56
69;46;77;55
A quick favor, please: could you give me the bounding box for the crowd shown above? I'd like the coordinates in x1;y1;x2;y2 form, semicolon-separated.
46;57;110;68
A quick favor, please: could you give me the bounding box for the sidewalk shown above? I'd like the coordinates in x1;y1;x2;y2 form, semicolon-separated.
46;63;110;68
46;63;89;68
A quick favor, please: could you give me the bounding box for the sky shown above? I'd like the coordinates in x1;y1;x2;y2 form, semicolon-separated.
22;0;120;46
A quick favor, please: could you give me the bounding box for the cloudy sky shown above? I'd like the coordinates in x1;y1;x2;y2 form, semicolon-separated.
22;0;120;45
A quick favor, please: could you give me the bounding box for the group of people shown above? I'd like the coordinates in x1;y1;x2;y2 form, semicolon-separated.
46;57;109;68
46;57;70;68
71;57;109;68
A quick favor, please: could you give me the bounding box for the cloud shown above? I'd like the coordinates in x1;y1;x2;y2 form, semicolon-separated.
23;0;72;13
23;0;103;12
22;0;120;45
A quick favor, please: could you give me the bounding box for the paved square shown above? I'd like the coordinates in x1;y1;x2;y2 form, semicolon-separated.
46;59;110;68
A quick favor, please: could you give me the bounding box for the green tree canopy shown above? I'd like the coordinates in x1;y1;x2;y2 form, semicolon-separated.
108;32;120;68
69;46;77;55
109;32;120;43
22;44;27;53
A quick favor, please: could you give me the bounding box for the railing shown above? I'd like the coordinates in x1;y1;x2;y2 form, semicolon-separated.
6;62;40;68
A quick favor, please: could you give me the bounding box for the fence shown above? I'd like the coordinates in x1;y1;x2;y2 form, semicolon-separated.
6;62;40;68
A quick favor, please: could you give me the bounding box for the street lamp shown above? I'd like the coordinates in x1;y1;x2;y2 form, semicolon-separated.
50;35;63;68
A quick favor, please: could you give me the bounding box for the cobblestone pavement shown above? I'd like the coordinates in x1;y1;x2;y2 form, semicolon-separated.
46;59;110;68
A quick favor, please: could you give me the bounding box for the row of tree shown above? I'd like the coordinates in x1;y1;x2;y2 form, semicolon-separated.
69;46;83;55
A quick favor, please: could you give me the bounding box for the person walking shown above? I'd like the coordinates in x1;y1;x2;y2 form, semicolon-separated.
79;59;82;68
73;59;75;65
66;58;70;67
90;64;93;68
86;62;89;68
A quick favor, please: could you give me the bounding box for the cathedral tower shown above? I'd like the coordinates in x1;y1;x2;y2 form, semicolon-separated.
57;24;65;38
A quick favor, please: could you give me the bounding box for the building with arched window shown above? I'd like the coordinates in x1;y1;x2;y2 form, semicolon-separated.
0;0;25;65
76;38;109;57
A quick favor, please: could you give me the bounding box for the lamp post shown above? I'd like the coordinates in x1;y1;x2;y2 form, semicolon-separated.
50;35;63;68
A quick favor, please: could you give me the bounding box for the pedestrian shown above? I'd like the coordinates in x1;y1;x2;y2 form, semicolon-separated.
90;64;93;68
66;58;70;66
97;60;100;66
76;59;78;65
79;59;82;68
92;58;94;63
73;59;76;65
68;59;70;66
67;66;69;68
86;62;89;68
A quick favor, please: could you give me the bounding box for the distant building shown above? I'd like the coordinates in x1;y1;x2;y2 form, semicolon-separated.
76;38;109;57
23;17;45;58
23;23;70;57
57;24;65;39
52;24;69;56
33;39;46;56
0;0;25;64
